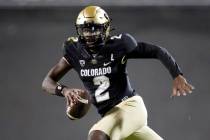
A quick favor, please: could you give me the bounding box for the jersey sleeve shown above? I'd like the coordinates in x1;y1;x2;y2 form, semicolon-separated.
127;42;183;79
62;39;75;66
121;33;138;54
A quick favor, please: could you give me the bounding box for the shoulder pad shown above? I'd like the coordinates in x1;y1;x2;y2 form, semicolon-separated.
67;37;78;43
110;34;123;40
64;36;78;47
121;33;138;53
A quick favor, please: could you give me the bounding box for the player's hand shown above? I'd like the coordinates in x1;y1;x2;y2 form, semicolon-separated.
171;75;194;98
62;88;82;106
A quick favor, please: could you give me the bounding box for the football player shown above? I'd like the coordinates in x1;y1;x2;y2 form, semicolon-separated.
42;6;194;140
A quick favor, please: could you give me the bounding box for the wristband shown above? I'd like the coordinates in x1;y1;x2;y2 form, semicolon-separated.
55;84;66;97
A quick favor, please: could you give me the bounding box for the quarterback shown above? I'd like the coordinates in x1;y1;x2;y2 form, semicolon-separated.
42;6;194;140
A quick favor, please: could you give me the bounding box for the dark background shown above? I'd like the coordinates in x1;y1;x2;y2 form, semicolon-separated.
1;5;210;140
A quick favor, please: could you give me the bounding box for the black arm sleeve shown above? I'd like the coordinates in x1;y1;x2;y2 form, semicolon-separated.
62;40;75;66
127;42;183;79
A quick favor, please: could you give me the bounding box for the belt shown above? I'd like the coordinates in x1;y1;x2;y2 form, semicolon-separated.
100;92;137;117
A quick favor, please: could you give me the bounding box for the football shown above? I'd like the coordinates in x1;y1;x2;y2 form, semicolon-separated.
66;89;91;120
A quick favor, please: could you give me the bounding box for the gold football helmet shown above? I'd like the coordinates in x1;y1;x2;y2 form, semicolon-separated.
75;6;111;45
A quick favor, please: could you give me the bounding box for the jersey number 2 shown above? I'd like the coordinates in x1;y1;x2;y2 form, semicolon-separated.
93;76;110;103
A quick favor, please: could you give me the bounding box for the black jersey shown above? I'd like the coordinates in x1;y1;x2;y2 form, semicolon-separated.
63;33;182;116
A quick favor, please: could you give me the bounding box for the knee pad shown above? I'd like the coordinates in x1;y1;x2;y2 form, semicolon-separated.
88;130;110;140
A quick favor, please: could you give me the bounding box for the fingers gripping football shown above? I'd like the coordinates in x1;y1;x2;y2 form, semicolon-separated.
62;88;82;106
62;88;91;120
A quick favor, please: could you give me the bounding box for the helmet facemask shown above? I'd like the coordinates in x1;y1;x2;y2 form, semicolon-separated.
76;23;109;46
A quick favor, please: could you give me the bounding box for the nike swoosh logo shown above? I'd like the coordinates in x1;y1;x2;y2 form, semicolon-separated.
104;62;111;66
